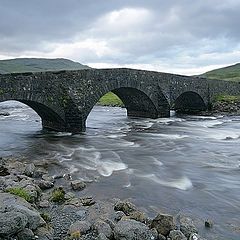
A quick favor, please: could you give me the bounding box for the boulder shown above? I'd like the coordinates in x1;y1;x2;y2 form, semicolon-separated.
169;230;187;240
205;219;213;228
71;180;86;191
114;200;137;215
17;228;35;240
69;220;91;235
24;163;35;177
151;213;175;236
0;212;28;237
114;219;157;240
93;220;113;239
180;217;198;238
35;179;54;190
0;193;45;232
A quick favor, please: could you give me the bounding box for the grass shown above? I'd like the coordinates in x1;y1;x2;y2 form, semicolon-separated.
201;63;240;82
98;92;124;107
214;94;240;103
6;187;34;203
50;187;65;203
0;58;90;74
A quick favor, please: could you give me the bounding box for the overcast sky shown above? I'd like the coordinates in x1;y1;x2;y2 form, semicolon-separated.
0;0;240;75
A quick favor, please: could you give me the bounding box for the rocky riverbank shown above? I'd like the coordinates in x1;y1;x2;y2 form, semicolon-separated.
0;157;211;240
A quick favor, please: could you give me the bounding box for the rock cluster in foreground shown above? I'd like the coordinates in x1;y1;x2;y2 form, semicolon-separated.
0;157;209;240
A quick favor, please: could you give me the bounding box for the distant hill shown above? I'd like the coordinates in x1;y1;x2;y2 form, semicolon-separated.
201;63;240;82
0;58;90;74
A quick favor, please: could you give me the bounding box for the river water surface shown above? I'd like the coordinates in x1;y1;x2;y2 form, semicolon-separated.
0;101;239;239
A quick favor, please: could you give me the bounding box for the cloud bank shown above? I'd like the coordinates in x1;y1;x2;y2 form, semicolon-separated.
0;0;240;75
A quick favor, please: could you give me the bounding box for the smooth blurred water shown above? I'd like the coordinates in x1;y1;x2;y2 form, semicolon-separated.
0;101;239;239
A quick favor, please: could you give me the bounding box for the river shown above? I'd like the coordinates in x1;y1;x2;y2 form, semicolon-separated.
0;101;239;239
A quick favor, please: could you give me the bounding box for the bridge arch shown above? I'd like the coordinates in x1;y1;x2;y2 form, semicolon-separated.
174;91;207;113
82;84;170;130
0;98;66;132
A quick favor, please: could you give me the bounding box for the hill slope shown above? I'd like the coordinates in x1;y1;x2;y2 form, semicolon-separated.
201;63;240;82
0;58;90;74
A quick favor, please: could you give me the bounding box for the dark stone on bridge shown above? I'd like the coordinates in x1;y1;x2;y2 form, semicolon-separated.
0;68;239;133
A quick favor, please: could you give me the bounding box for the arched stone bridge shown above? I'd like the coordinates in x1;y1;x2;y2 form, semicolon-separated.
0;68;239;133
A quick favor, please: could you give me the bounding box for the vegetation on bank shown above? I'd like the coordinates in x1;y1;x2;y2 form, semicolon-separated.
6;187;34;203
201;63;240;82
214;94;240;103
98;92;124;107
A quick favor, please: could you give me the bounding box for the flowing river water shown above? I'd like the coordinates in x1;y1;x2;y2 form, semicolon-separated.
0;101;239;239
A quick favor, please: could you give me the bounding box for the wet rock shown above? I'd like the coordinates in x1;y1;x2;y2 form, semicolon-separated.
151;213;175;236
128;210;148;223
92;220;113;239
35;179;54;190
17;228;35;240
0;211;28;237
0;165;10;176
71;180;86;191
189;233;207;240
80;196;95;206
114;200;137;215
42;174;55;183
169;230;187;240
69;220;91;235
205;219;213;228
114;219;157;240
180;217;198;238
24;163;35;177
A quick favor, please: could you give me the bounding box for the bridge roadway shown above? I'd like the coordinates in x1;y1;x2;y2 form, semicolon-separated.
0;68;239;132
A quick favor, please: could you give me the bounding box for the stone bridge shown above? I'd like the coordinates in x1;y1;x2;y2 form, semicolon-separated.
0;68;239;133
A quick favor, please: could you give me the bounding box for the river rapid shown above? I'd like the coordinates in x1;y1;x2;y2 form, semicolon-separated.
0;101;239;239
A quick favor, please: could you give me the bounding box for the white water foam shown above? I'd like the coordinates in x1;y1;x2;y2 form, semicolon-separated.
137;173;193;190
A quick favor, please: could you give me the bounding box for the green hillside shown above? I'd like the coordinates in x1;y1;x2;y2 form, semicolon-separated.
0;58;90;74
201;63;240;82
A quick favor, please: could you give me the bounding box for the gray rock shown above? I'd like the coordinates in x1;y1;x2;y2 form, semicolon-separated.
38;200;50;208
128;210;148;223
98;233;109;240
42;174;55;183
24;163;35;177
71;180;86;191
115;211;125;221
0;165;10;176
205;219;213;228
189;233;207;240
35;179;54;190
93;220;112;239
69;220;91;235
114;219;157;240
114;200;137;215
0;212;28;237
180;217;198;238
80;196;95;206
151;213;175;236
34;226;54;240
0;193;45;231
158;233;167;240
17;228;35;240
169;230;187;240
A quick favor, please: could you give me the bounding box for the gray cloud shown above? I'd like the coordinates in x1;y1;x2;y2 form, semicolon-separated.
0;0;240;74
